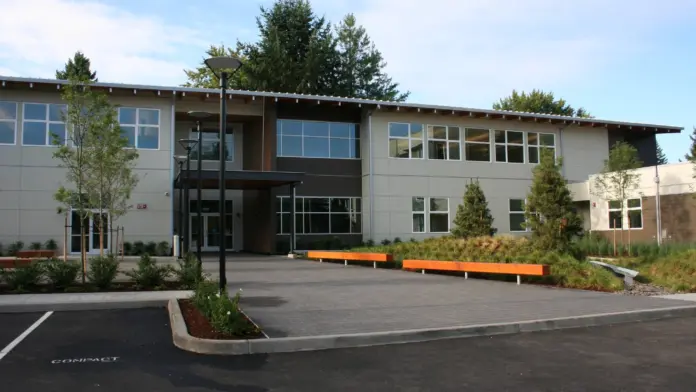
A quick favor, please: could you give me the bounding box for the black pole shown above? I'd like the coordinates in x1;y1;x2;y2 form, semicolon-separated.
184;149;192;255
219;71;228;293
197;121;203;264
290;185;296;254
177;160;184;259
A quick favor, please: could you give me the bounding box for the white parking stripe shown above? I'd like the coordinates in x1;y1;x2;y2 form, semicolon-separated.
0;311;53;361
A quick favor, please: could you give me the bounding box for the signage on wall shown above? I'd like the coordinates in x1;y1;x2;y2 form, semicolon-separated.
136;204;148;210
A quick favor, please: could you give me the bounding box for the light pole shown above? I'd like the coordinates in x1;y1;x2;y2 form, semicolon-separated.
176;159;184;258
187;111;212;265
179;139;198;255
204;56;243;293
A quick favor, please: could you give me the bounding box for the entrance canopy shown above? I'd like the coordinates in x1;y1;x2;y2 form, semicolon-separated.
175;169;304;190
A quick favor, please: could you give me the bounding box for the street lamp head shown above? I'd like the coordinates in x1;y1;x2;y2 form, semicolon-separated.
178;138;198;152
204;56;242;71
187;111;213;119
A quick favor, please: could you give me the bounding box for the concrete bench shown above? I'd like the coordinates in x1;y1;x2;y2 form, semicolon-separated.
306;251;394;268
16;250;56;259
402;259;550;285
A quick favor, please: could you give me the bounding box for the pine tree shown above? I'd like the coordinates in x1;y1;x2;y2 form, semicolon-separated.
525;148;583;252
493;89;592;118
685;127;696;162
451;179;495;238
656;141;668;165
56;51;97;82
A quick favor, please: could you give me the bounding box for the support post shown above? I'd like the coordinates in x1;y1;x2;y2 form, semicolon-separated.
290;184;296;254
196;121;203;266
184;152;191;255
373;261;376;269
218;71;228;294
177;161;184;259
465;272;468;279
517;275;521;285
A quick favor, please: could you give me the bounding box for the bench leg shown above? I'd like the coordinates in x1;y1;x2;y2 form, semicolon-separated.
373;261;376;269
517;275;521;285
421;269;425;274
464;272;468;279
344;260;347;266
319;258;323;263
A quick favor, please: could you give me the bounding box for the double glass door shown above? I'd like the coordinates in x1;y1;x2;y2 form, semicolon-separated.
71;210;110;254
189;200;234;251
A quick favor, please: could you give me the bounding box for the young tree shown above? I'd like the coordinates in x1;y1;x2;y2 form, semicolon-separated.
525;149;583;252
592;141;643;239
656;141;668;165
493;89;592;118
451;179;495;238
182;45;249;89
56;51;98;82
685;127;696;162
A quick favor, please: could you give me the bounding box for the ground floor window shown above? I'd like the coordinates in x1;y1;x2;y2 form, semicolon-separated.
412;196;450;233
70;210;110;254
276;196;361;235
509;199;528;232
608;198;642;230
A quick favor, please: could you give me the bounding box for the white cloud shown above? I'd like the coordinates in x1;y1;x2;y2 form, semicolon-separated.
0;0;210;85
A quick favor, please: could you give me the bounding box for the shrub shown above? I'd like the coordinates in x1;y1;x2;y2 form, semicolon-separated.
191;280;252;336
44;239;59;251
156;241;170;256
393;237;402;244
7;241;25;256
451;179;495;238
123;242;133;256
173;253;203;289
44;259;80;290
145;241;157;255
87;254;120;289
125;254;171;289
192;280;220;317
132;241;145;256
381;239;391;246
4;261;44;292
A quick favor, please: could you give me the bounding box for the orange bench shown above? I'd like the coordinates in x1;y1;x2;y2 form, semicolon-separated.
402;259;550;285
0;258;35;268
16;250;56;259
306;251;394;268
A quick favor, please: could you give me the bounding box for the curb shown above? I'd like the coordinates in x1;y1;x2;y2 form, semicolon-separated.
0;291;193;313
167;299;696;355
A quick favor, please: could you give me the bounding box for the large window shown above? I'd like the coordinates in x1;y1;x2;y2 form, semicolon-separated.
464;128;490;162
509;199;528;232
0;101;17;145
427;125;460;160
118;108;160;149
412;196;450;233
527;132;555;164
389;123;424;159
412;197;425;233
608;200;622;229
276;119;360;159
608;199;642;230
276;196;361;234
495;130;525;163
189;129;234;161
22;103;67;146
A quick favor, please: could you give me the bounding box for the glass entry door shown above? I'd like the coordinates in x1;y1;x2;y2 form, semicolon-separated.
190;205;234;252
71;210;110;254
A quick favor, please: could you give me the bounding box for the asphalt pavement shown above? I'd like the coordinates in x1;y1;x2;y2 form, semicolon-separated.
1;308;696;391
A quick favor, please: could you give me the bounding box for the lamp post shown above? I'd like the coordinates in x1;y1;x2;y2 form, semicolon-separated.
187;111;213;265
176;159;184;258
204;56;243;293
179;139;199;255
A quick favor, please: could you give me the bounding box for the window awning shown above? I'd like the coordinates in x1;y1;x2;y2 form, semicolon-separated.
174;169;304;190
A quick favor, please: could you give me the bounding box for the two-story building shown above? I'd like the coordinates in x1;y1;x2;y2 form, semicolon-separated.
0;75;682;255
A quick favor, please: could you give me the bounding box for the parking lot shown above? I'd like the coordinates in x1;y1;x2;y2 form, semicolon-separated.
2;307;696;391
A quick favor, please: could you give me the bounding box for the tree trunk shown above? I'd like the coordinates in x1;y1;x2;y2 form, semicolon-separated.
99;214;104;257
63;213;68;262
80;224;86;284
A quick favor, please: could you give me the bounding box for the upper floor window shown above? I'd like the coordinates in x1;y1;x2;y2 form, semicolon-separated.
189;129;234;161
527;132;555;163
0;101;17;145
389;122;423;159
276;119;360;159
427;125;460;160
118;108;160;149
495;130;524;163
22;103;67;146
464;128;490;162
276;196;361;234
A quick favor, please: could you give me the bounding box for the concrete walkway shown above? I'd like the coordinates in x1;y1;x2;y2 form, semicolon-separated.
222;257;695;338
0;290;191;312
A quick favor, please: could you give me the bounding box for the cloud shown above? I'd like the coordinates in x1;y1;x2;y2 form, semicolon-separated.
0;0;210;85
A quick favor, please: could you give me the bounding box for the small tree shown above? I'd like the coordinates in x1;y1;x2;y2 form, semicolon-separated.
56;51;98;82
684;127;696;162
656;141;668;165
593;142;643;245
525;149;583;252
451;179;495;238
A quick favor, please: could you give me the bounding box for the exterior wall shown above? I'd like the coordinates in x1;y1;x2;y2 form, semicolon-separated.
0;89;174;253
608;130;658;167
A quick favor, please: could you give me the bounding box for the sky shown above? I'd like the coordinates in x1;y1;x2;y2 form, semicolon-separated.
0;0;695;162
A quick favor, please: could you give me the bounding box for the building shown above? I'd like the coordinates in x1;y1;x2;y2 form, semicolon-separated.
0;76;683;255
570;162;696;243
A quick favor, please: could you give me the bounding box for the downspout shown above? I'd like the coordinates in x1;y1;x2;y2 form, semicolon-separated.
368;110;375;242
170;95;176;239
654;133;662;246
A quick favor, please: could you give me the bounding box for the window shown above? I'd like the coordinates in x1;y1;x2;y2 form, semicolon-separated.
389;123;424;159
118;108;160;149
276;120;360;159
509;199;528;232
276;196;361;234
527;132;555;164
464;128;490;161
0;101;17;145
608;200;622;229
429;198;450;233
495;130;524;163
22;103;67;146
412;197;425;233
189;129;234;161
608;199;642;230
427;125;460;160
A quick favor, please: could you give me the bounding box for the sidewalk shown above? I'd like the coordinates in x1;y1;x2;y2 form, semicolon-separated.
0;290;192;313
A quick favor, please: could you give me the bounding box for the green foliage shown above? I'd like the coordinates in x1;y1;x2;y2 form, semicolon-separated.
173;253;204;289
191;281;256;336
615;251;696;292
87;254;120;289
685;127;696;162
30;242;42;250
0;242;4;257
44;239;58;251
44;259;80;290
656;141;668;165
156;241;171;256
125;254;171;289
381;239;391;246
451;179;495;238
393;237;402;244
4;262;44;292
56;51;97;82
123;242;133;255
132;241;145;255
144;241;157;256
525;149;583;252
7;241;24;256
593;141;643;230
493;89;592;118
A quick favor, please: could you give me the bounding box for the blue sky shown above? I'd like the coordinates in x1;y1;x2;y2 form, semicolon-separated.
1;0;694;162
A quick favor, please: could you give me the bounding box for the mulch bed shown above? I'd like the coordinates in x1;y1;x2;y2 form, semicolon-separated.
0;281;186;295
178;299;264;340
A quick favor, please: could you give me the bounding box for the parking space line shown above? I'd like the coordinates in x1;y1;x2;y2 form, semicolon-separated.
0;311;53;361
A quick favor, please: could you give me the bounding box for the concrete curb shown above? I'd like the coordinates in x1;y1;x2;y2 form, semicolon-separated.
0;291;193;313
167;299;696;355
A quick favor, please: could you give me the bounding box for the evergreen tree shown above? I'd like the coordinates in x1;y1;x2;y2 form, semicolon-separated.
493;89;592;118
451;179;495;238
56;51;97;82
182;45;249;89
684;127;696;162
656;141;668;165
525;148;583;252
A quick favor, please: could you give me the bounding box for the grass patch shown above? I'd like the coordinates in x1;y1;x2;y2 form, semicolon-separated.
613;251;696;293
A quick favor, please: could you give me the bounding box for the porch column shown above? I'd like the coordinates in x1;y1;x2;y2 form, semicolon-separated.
290;184;296;254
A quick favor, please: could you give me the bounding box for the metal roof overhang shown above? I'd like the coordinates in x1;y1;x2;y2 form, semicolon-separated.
175;170;304;190
0;76;684;134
